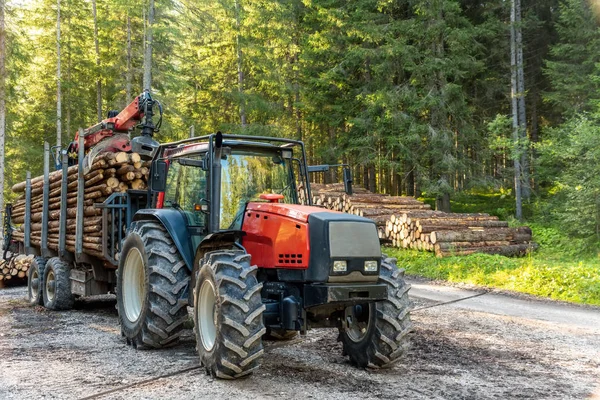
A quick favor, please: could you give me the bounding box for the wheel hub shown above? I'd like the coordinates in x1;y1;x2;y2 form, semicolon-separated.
29;269;40;301
198;280;217;352
45;270;56;303
345;303;371;342
122;248;146;323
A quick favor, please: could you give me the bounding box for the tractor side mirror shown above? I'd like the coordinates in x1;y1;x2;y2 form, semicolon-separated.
343;167;353;195
150;160;168;192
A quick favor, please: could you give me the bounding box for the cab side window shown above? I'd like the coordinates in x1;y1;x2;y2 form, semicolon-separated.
163;158;207;228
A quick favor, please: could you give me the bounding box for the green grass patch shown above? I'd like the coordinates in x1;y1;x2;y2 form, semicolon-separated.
406;190;600;305
384;243;600;306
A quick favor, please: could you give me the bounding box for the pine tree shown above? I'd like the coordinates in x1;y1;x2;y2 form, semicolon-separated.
544;0;600;116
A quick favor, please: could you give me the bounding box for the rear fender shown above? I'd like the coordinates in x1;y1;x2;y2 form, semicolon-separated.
132;209;195;272
189;230;245;305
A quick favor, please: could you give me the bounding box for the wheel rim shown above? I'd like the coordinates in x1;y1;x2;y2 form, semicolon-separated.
345;304;371;342
198;280;217;351
123;248;145;322
45;269;56;303
29;267;39;300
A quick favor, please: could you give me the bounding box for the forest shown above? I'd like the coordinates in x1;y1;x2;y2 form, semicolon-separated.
0;0;599;257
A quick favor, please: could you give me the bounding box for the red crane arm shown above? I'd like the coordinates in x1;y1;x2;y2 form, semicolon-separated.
72;95;144;152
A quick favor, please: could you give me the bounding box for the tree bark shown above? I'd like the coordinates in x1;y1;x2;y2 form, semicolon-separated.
515;0;530;201
511;0;522;220
435;243;534;258
431;227;532;244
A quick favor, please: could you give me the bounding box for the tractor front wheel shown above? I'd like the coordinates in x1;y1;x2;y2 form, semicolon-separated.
194;250;266;379
339;256;412;368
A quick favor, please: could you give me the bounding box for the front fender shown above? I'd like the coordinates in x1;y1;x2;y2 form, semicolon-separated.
189;230;245;305
132;209;195;271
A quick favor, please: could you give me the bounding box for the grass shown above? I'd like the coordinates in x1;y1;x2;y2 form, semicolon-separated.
388;190;600;306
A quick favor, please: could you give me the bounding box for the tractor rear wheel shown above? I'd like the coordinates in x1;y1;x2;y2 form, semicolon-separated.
117;221;190;349
339;256;412;368
194;250;266;379
27;257;46;306
42;257;75;310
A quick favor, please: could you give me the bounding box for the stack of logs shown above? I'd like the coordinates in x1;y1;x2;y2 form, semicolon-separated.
305;183;535;257
9;152;149;258
0;255;34;282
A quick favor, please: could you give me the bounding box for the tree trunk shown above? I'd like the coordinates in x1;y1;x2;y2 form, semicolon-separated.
511;0;522;220
92;0;102;122
530;91;538;191
56;0;62;159
143;0;154;91
234;0;246;127
515;0;530;201
368;164;376;193
0;0;5;237
436;193;451;213
406;166;414;197
126;14;132;103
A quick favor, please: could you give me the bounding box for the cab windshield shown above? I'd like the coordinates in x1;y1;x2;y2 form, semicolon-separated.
220;149;296;229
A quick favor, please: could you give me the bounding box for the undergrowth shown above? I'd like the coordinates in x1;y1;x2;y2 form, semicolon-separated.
389;190;600;306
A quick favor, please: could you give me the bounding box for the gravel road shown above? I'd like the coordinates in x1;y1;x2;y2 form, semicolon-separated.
1;278;599;400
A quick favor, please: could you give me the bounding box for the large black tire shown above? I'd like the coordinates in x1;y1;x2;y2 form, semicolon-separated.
339;256;412;368
42;257;75;310
194;250;266;379
117;221;190;349
27;257;46;306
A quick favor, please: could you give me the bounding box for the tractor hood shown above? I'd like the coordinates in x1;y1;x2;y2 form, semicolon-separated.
242;201;382;283
245;202;328;223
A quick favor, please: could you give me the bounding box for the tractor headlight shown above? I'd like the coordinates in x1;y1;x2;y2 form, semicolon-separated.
364;260;378;272
333;260;347;273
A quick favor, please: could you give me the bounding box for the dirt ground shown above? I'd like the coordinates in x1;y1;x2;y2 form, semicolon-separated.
0;281;599;400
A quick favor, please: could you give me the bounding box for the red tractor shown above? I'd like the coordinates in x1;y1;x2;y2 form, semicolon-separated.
6;94;412;379
118;131;412;378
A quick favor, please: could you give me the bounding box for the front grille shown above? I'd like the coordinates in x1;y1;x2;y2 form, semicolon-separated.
328;221;381;258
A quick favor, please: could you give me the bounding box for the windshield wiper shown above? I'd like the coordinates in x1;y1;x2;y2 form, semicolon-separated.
276;182;293;196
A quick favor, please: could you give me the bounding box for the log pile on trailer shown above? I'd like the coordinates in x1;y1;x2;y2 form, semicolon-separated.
9;152;149;258
304;183;536;257
0;255;34;282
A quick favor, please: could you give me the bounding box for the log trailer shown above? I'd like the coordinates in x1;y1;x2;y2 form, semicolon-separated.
3;92;412;378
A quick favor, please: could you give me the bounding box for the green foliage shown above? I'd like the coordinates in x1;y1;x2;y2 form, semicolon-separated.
538;114;600;242
544;0;600;116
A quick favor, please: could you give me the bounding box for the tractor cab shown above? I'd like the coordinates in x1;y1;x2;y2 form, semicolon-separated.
149;134;308;250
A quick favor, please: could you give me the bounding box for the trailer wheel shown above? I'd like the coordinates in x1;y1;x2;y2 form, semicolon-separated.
43;257;75;310
117;221;190;349
194;250;266;379
339;256;412;368
27;257;46;306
